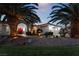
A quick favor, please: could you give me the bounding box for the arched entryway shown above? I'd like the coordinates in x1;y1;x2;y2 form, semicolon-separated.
17;23;27;37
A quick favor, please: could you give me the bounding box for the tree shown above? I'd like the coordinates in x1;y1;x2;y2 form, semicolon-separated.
0;3;41;37
48;3;79;38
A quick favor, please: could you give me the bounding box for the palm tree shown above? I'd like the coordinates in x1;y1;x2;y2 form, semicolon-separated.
0;3;41;37
48;3;79;38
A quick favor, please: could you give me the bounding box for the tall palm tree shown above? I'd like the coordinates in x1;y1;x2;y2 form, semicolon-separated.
0;3;41;37
48;3;79;38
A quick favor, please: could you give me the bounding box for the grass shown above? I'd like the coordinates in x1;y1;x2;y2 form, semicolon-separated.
0;45;79;56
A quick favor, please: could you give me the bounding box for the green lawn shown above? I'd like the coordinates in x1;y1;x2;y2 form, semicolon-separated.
0;45;79;56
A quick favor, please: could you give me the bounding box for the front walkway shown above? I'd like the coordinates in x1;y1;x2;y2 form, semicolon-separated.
26;38;79;46
10;36;79;46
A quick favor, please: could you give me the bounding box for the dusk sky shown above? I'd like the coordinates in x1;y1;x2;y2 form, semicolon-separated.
36;3;52;24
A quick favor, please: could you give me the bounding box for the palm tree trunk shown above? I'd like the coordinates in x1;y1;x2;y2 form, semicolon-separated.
71;19;79;38
7;16;18;37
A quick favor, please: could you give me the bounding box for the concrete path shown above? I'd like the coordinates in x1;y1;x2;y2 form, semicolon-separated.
27;38;79;46
2;36;79;46
10;37;79;46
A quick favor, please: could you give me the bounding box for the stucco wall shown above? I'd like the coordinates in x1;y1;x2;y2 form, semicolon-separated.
0;23;10;35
